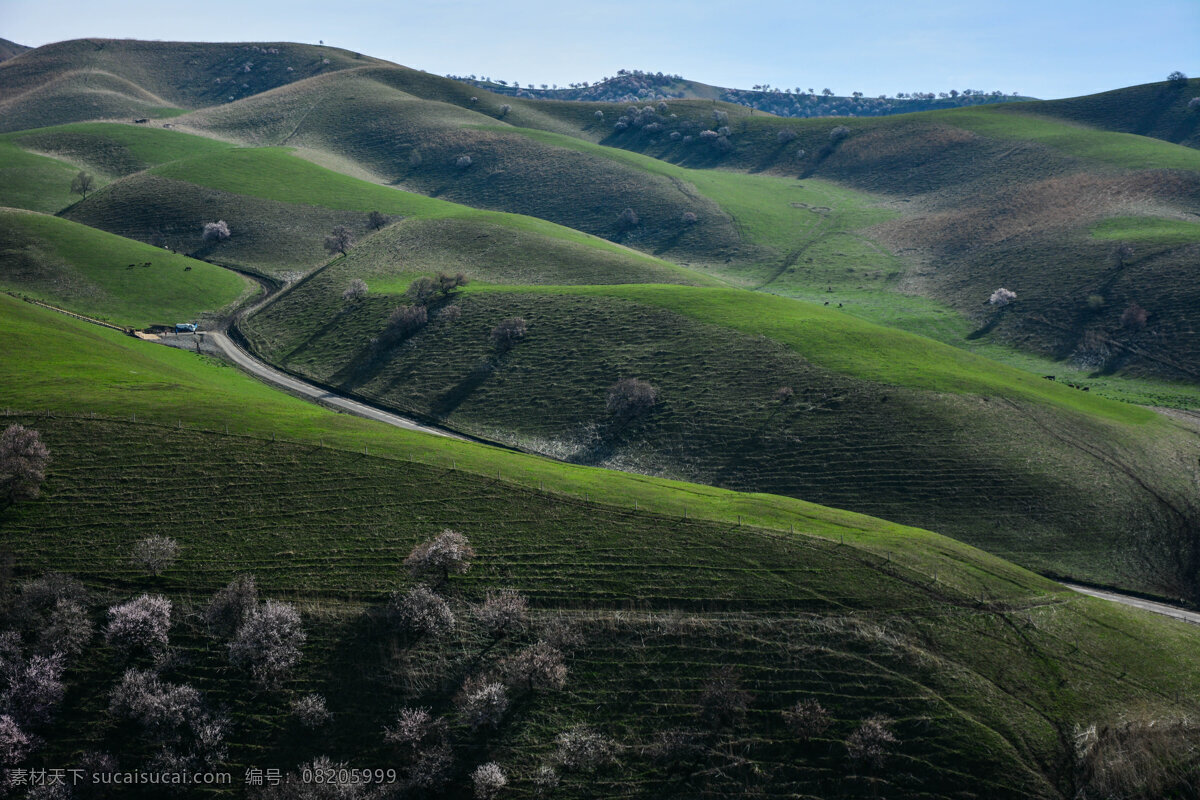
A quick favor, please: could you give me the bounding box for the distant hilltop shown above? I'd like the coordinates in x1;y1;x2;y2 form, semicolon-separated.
455;68;1034;118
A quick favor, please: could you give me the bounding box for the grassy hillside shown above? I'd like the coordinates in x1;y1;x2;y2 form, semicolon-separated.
167;64;1200;383
0;208;251;326
55;138;729;280
243;263;1200;599
7;295;1200;798
1010;78;1200;149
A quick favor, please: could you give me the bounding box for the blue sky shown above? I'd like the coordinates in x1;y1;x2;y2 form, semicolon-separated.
2;0;1197;99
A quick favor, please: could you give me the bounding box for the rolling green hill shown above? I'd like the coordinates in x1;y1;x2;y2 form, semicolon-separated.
1008;77;1200;149
6;294;1200;798
0;208;252;326
7;46;1196;387
243;258;1200;599
0;115;1195;600
5;38;1200;799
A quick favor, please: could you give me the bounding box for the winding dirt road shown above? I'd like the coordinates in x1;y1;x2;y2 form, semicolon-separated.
1062;583;1200;626
206;330;467;441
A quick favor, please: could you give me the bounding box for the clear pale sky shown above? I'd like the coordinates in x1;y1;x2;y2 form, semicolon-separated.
2;0;1197;99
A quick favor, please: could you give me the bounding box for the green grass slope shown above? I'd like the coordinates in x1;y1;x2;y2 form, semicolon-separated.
7;294;1200;798
59;142;726;281
0;208;251;326
1008;78;1200;149
172;65;1200;384
243;261;1200;599
172;67;758;268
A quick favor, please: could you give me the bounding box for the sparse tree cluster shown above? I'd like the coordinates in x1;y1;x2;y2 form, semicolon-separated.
0;424;50;508
202;220;231;243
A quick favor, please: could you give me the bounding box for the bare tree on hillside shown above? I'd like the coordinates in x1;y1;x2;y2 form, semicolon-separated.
472;762;507;799
227;599;306;688
606;378;658;418
0;425;50;509
698;666;750;728
323;225;354;256
846;714;897;769
490;317;528;353
366;211;388;230
388;586;455;638
202;220;231;243
205;575;258;640
131;536;180;576
342;278;368;302
386;305;428;339
406;276;439;305
477;588;527;639
783;698;832;741
1121;302;1148;330
617;208;639;229
1113;242;1135;269
437;272;469;297
405;529;475;585
105;594;172;657
70;171;94;199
